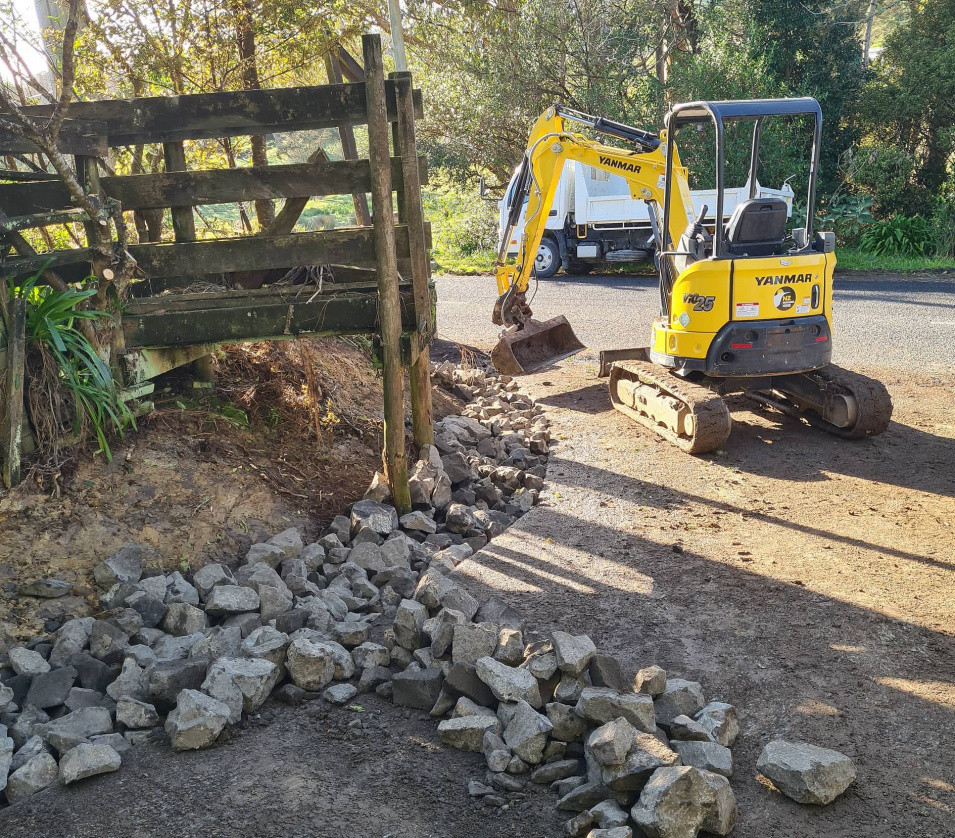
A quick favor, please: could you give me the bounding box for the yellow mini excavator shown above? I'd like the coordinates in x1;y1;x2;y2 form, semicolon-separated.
491;98;893;453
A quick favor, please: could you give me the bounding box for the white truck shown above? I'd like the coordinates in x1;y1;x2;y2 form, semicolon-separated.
498;161;795;276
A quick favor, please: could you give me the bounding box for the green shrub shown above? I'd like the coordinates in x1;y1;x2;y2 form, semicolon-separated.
815;194;874;246
860;214;934;257
9;273;134;460
423;170;498;271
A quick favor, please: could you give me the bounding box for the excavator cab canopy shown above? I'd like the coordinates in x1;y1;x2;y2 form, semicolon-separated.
662;98;823;259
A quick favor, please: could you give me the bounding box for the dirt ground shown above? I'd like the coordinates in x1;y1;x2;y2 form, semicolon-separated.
0;337;463;644
449;359;955;838
0;693;567;838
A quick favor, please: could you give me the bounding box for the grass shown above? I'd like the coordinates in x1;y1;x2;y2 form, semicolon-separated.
432;248;497;275
834;247;955;273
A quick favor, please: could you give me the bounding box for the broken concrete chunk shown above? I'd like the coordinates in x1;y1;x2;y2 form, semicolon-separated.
756;739;857;805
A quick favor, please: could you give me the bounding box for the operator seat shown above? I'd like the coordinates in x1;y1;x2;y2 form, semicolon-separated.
723;198;788;257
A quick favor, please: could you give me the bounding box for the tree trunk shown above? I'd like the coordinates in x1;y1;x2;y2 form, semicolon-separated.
232;0;274;229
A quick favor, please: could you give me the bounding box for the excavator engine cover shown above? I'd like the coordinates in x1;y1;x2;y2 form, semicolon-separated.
491;316;585;375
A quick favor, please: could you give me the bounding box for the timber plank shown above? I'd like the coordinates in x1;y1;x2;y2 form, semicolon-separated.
0;157;427;215
1;226;417;280
123;287;417;348
0;120;108;156
7;84;423;146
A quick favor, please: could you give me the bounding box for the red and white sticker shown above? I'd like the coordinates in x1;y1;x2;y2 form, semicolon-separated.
735;302;759;318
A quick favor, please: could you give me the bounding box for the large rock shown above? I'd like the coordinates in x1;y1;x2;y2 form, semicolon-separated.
443;662;496;706
165;689;231;751
400;511;437;534
124;591;168;629
756;740;857;805
672;740;733;777
25;665;76;709
58;742;121;785
116;697;160;729
592;732;681;792
477;657;542;707
18;578;71;598
557;781;612;812
503;699;553;764
529;758;580;785
575;687;656;732
350;500;399;536
587;717;636;766
205;657;280;714
5;752;59;801
105;658;146;702
162;602;208;637
634;665;667;696
438;714;500;752
413;568;479;620
552;631;596;676
245;543;286;568
258;584;294;621
547;701;588;742
394;598;428;650
392;667;444;710
269;528;304;558
700;770;738;835
630;766;712;838
165;572;200;606
204;585;260;616
93;544;144;588
49;618;94;667
589;655;628;691
285;637;337;691
0;734;12;789
694;702;739;747
193;563;236;599
39;707;113;754
452;623;499;666
483;730;511;772
9;647;50;676
653;679;705;728
88;621;129;665
146;659;208;710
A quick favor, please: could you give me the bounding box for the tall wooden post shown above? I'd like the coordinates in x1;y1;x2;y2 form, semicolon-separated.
324;48;373;227
391;71;434;449
2;294;26;488
363;34;411;513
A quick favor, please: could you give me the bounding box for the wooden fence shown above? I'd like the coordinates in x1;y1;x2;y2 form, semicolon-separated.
0;34;432;509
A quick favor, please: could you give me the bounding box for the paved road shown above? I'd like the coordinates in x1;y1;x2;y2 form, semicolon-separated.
435;273;955;372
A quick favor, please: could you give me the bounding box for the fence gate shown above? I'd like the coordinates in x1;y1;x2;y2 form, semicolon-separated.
0;34;432;509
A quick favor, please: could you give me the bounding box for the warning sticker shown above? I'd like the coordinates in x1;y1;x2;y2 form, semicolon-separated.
795;304;810;314
735;302;759;318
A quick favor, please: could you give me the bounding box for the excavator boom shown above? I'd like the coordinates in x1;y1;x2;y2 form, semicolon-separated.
492;105;695;373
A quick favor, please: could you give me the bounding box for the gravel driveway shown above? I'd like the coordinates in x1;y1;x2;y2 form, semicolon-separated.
438;270;955;837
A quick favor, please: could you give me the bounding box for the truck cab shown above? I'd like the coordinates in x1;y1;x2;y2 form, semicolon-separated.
498;162;795;276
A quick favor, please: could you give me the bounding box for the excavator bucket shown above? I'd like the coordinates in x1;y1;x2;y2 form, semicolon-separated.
491;316;586;375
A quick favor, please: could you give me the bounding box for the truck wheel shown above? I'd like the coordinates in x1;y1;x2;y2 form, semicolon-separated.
534;237;560;278
565;257;594;275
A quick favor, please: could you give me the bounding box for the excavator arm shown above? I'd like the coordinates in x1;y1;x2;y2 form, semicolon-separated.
493;105;697;328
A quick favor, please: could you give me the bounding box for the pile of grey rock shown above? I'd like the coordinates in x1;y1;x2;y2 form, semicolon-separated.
0;363;550;804
0;361;856;828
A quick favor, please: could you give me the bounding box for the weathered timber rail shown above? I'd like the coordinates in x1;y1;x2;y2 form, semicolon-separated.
0;34;434;504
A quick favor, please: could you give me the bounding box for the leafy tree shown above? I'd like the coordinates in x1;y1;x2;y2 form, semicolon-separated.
857;0;955;213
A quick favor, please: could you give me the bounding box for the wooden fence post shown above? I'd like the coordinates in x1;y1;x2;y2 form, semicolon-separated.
391;71;434;449
363;34;411;513
3;293;26;488
162;141;198;243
